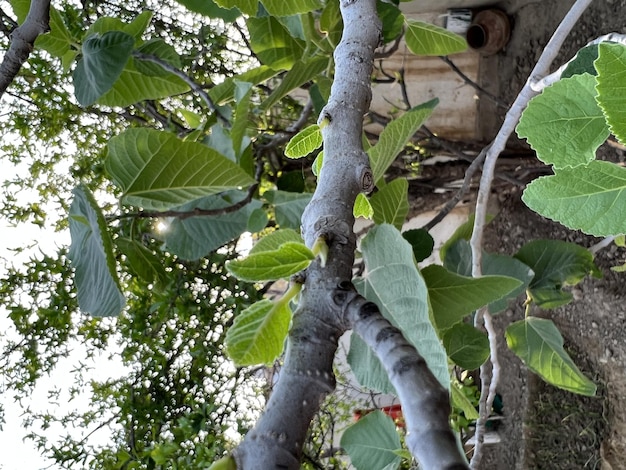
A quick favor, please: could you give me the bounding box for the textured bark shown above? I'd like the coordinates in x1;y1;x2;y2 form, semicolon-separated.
0;0;50;99
234;1;468;468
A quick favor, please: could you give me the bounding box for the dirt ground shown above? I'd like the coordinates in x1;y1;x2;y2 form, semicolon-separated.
465;1;626;468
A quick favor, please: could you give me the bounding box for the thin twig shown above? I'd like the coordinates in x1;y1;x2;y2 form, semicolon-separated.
132;51;230;128
468;1;595;468
374;32;403;59
422;146;488;231
439;55;508;109
531;33;626;91
589;236;616;255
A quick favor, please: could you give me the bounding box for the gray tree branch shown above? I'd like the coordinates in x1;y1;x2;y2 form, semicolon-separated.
0;0;50;99
468;0;595;467
234;0;469;468
343;292;469;469
233;0;380;466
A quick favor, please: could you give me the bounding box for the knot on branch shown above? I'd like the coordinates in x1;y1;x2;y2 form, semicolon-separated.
313;216;351;245
331;280;354;307
357;163;374;193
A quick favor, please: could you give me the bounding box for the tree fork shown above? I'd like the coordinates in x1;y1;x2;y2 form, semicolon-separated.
234;1;468;468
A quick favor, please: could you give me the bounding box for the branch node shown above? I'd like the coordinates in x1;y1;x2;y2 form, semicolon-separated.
357;163;374;193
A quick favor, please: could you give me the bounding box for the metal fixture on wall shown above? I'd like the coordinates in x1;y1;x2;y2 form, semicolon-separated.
467;9;511;56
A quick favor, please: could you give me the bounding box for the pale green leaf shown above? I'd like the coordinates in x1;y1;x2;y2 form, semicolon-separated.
442;323;489;370
595;43;626;144
106;129;255;210
264;190;312;230
83;11;153;40
451;383;479;420
405;19;467;56
68;186;125;317
353;193;374;219
115;237;167;287
421;264;521;333
357;225;450;389
73;31;135;106
179;109;203;128
225;299;291;366
506;317;596;396
312;151;324;177
36;7;74;58
174;0;240;21
261;0;322;16
368;100;437;183
162;192;262;260
215;0;257;16
231;81;253;157
516;73;609;169
226;242;314;282
249;229;304;255
247;16;305;70
522;160;626;237
285;125;323;159
262;57;329;110
341;411;402;470
97;58;190;107
514;239;601;309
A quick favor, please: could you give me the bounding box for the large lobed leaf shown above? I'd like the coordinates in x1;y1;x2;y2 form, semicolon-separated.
405;19;467;56
68;186;125;317
522;160;626;237
444;239;535;314
261;0;322;16
516;73;609;169
595;43;626;145
341;411;402;470
442;323;489;370
350;224;450;392
246;16;305;70
264;190;312;230
162;192;262;261
262;57;329;110
506;317;596;396
174;0;240;21
514;239;601;308
73;31;135;106
97;58;190;107
225;299;291;366
421;264;521;333
250;228;304;255
106;129;255;211
215;0;257;16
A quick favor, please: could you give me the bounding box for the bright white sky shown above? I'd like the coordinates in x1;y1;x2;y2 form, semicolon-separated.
0;169;124;469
